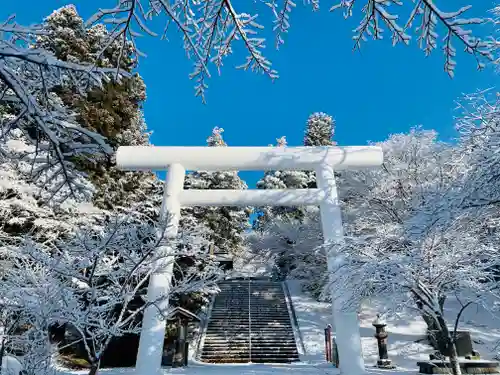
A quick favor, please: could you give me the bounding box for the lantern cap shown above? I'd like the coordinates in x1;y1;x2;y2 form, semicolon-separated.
166;307;201;322
372;314;387;326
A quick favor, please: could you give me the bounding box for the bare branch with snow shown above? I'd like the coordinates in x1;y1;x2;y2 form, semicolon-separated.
1;210;222;374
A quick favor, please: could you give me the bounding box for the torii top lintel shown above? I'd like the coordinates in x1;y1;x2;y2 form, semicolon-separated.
116;146;383;172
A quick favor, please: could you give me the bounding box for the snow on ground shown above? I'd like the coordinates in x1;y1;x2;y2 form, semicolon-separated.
231;252;274;278
58;279;500;375
58;363;338;375
286;279;429;368
287;279;500;370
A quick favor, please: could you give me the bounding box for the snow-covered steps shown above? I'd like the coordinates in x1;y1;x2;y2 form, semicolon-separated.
199;278;300;364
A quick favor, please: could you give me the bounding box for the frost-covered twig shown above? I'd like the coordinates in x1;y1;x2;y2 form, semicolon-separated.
0;16;127;200
3;210;222;374
331;0;497;76
88;0;279;102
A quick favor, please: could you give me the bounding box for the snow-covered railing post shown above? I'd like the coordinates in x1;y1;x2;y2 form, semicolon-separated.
116;145;383;375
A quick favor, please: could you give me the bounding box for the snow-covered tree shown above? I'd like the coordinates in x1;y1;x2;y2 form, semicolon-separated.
0;5;162;239
84;0;497;101
325;129;497;359
0;5;149;201
454;91;500;214
33;5;157;213
0;125;103;247
254;136;309;230
36;5;148;150
452;91;500;288
331;194;498;375
249;205;327;290
0;16;120;199
253;113;336;281
303;112;337;189
256;113;335;222
303;112;335;147
2;211;221;375
0;248;76;375
183;127;250;255
257;136;309;191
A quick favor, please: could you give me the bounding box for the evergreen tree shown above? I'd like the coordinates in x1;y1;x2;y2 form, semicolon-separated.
0;7;191;370
35;5;158;214
303;112;336;147
0;127;101;245
183;127;250;255
303;112;336;188
255;112;336;226
254;137;308;230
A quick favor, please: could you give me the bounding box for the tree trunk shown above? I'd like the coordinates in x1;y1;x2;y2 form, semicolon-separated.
0;338;5;369
437;314;462;375
418;295;448;353
87;361;99;375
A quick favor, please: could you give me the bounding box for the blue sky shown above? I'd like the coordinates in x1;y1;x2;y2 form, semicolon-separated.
3;1;498;187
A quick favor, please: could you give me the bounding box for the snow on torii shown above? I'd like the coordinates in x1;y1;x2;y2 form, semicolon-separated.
116;145;384;375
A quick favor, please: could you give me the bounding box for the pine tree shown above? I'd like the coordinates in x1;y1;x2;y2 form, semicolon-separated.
35;5;157;214
1;8;219;372
303;112;336;147
0;127;101;244
303;112;336;188
0;8;176;370
255;112;336;226
254;137;308;229
183;127;250;255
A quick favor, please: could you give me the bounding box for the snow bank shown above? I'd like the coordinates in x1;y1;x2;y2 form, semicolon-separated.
287;279;500;370
1;355;23;375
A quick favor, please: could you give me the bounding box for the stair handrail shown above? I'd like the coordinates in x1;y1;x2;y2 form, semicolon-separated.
282;280;306;355
193;289;217;360
248;277;252;363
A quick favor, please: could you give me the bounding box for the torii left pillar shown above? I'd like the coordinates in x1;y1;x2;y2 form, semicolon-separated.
134;163;185;375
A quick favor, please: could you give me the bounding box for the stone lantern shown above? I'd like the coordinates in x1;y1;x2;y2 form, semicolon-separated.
372;314;396;369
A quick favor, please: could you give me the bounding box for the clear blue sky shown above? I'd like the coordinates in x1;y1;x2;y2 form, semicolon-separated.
3;1;498;187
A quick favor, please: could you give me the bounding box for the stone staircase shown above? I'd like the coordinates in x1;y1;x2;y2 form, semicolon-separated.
199;278;300;363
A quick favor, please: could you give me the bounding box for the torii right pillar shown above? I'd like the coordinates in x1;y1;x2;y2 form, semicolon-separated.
316;162;365;375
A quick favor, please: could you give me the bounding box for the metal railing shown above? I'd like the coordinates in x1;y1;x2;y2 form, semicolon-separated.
282;280;306;355
248;277;252;363
194;292;217;360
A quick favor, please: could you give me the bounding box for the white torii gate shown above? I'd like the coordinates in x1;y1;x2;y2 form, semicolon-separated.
116;145;383;375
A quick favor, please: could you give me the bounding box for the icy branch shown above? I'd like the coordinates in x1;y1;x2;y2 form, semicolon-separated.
0;16;128;200
331;0;496;76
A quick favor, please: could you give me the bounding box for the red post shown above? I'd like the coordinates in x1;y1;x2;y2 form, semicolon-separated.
324;324;332;362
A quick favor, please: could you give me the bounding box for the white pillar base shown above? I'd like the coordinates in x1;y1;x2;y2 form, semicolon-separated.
134;164;185;375
316;163;365;375
134;260;174;375
333;308;365;375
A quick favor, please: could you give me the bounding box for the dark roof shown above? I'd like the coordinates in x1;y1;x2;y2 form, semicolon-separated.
166;307;201;322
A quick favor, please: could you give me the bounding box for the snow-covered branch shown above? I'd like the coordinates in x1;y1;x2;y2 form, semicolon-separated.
0;207;223;374
331;0;497;76
0;14;130;200
84;0;497;101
